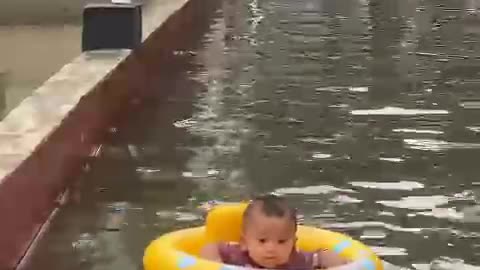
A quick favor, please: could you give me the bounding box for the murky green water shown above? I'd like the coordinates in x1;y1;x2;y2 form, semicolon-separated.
27;0;480;269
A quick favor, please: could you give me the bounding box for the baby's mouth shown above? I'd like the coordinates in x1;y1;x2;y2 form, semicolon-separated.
263;257;277;263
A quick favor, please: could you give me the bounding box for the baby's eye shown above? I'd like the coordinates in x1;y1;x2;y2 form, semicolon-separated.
259;238;267;244
278;239;287;244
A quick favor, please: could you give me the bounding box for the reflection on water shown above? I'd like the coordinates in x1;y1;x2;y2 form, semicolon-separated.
25;0;480;269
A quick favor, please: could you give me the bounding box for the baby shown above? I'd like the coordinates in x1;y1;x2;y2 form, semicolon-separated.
200;194;349;269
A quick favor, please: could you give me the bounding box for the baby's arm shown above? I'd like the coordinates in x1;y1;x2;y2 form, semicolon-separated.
199;243;223;262
313;250;350;269
318;258;377;270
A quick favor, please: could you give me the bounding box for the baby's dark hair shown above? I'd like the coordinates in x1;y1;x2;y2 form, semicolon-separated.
242;194;297;229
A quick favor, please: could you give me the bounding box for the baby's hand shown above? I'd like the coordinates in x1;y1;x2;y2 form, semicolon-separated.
199;244;222;262
315;250;349;268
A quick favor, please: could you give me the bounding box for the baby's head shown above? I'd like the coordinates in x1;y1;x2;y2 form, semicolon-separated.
240;194;297;268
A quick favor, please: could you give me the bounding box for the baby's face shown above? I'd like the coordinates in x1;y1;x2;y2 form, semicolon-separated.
241;212;296;268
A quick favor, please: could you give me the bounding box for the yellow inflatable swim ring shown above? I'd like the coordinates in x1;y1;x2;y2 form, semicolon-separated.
144;203;383;270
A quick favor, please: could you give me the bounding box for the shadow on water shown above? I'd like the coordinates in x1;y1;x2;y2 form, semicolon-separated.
25;0;480;269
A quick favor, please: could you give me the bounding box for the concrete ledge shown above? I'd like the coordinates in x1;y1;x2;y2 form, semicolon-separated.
0;0;219;268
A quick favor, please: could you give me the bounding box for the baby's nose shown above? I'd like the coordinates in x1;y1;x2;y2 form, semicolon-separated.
264;242;276;253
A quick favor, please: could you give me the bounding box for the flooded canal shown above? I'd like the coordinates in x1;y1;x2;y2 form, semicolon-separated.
26;0;480;269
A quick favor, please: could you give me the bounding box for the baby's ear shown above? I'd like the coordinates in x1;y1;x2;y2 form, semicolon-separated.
239;235;247;251
291;237;299;253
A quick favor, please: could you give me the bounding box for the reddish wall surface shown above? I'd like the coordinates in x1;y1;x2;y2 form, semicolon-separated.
0;0;220;268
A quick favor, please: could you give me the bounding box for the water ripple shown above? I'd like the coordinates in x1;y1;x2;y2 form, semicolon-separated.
404;139;480;151
351;107;449;116
377;196;449;210
275;185;356;195
350;181;425;191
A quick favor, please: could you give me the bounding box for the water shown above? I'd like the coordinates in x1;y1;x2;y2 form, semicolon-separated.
26;0;480;269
